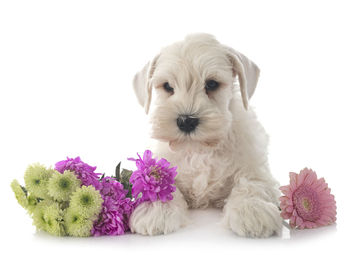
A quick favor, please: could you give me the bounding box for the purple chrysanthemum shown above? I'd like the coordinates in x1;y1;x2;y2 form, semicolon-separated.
55;156;102;190
99;177;127;200
99;177;134;220
91;196;126;236
128;150;177;203
91;177;134;236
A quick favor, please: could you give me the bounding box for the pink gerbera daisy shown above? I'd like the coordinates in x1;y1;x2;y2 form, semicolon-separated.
279;168;337;229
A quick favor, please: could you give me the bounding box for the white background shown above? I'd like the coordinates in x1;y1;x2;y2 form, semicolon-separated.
1;0;349;254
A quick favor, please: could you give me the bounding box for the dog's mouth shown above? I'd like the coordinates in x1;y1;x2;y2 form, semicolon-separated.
168;139;219;152
152;132;221;152
150;116;224;152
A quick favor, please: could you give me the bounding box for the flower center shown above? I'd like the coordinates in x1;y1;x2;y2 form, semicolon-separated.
34;179;40;185
302;198;311;212
149;166;161;180
293;185;321;222
28;196;37;206
80;195;91;206
72;216;78;223
59;178;69;190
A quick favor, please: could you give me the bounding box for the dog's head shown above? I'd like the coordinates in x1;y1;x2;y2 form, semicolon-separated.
133;34;260;151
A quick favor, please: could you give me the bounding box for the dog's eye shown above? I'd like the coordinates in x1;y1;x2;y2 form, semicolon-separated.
205;80;219;92
163;82;174;94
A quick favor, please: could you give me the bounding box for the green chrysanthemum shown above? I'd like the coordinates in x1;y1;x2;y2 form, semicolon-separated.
24;163;53;198
11;179;28;209
32;201;52;231
32;201;65;236
26;195;39;214
64;208;93;237
44;203;66;236
48;171;81;201
69;185;102;218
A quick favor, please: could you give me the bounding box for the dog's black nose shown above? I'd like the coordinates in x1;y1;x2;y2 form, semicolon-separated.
177;115;199;133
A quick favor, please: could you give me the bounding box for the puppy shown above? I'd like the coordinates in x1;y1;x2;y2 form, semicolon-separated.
130;34;282;238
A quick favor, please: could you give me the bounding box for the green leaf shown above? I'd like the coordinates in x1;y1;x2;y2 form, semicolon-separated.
128;185;133;198
119;169;133;199
20;185;28;197
121;169;133;184
115;162;121;181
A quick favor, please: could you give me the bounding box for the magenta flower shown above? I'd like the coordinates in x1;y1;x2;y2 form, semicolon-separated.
99;177;134;222
99;177;127;200
280;168;337;229
91;196;126;236
92;177;134;236
55;156;102;190
128;150;177;203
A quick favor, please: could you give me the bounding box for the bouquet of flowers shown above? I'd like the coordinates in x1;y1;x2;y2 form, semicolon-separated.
12;150;337;236
11;150;177;237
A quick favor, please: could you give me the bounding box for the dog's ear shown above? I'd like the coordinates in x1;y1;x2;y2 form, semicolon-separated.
133;55;159;114
226;48;260;110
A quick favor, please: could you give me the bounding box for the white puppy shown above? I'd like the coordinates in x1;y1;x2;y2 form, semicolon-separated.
130;34;282;238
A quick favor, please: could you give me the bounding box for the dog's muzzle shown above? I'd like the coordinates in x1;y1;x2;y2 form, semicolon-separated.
176;115;199;133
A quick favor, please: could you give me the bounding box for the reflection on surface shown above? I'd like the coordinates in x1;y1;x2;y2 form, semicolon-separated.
32;209;338;245
287;223;337;241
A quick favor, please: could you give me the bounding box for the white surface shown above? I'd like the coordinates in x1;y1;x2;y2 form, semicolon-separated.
0;0;349;254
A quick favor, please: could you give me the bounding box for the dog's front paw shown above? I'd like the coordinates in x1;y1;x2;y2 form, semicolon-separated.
223;198;282;238
129;200;188;235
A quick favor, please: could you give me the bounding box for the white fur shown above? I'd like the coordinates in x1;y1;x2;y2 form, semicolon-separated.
130;34;282;238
